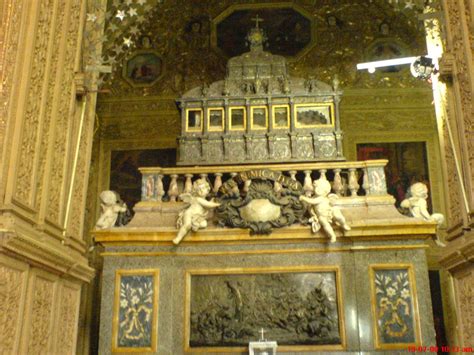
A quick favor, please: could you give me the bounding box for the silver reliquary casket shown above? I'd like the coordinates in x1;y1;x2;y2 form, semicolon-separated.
177;22;344;165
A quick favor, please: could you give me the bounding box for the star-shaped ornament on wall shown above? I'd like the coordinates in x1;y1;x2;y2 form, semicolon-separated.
128;7;138;17
129;26;140;35
137;0;147;5
116;10;126;21
404;1;415;9
108;23;118;32
87;13;97;22
113;44;124;55
123;37;133;47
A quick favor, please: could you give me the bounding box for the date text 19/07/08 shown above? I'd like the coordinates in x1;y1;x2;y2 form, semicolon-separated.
408;346;473;353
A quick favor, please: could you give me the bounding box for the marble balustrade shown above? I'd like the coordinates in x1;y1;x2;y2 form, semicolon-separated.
139;159;388;202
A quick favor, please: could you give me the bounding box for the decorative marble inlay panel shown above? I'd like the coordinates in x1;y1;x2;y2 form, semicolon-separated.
0;264;26;353
112;270;159;352
369;265;420;349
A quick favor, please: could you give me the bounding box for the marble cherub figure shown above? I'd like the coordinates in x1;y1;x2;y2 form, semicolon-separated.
299;179;351;243
95;190;127;229
173;178;220;245
401;182;446;247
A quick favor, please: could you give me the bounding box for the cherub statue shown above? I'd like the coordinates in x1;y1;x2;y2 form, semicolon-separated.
95;191;127;229
173;178;220;245
401;182;445;247
299;179;351;243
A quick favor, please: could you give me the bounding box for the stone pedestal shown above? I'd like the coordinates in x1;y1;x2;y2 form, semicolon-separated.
95;201;437;354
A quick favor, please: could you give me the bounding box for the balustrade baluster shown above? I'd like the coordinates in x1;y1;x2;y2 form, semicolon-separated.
168;174;179;202
333;169;343;196
156;174;165;201
213;173;223;194
362;168;370;195
274;171;282;194
348;168;359;197
184;174;193;193
303;170;313;196
229;172;240;195
319;169;327;181
289;170;297;181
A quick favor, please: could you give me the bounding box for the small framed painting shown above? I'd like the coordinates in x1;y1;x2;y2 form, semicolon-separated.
208;108;224;131
251;106;268;130
295;104;333;127
186;109;203;132
230;107;246;130
123;48;163;87
272;105;290;128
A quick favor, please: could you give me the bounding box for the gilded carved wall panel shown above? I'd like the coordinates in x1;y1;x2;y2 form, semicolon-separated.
456;271;474;347
25;273;57;354
0;0;25;165
54;282;82;353
14;0;56;207
46;0;83;226
443;0;474;218
35;0;67;214
0;258;28;354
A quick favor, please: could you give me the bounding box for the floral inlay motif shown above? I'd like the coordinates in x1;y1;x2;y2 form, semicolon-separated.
372;268;419;346
115;274;156;349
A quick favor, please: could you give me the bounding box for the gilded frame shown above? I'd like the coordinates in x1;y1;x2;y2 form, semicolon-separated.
122;49;164;88
207;107;225;132
272;104;290;129
294;103;334;128
250;105;269;130
184;265;346;353
112;269;160;353
185;108;204;132
369;264;421;350
229;106;247;131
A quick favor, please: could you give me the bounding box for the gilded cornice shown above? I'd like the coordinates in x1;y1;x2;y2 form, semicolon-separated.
0;226;95;282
